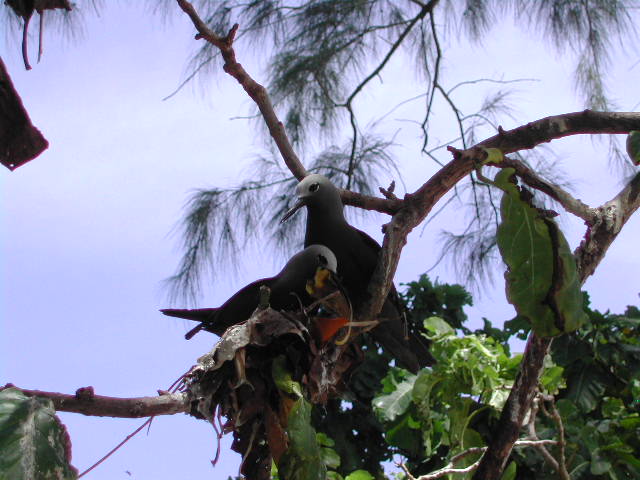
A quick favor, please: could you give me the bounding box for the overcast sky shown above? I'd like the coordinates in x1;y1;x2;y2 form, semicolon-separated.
1;3;639;479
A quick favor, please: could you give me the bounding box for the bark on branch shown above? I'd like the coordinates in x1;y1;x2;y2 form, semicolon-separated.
176;0;308;181
479;110;640;153
2;384;190;418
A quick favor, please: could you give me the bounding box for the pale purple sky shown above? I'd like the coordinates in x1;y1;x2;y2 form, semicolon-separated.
1;3;638;479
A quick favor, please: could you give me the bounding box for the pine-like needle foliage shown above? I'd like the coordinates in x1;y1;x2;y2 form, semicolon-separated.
155;0;636;298
166;134;397;303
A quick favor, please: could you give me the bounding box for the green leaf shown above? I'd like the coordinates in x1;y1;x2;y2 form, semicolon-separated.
279;398;326;480
326;472;344;480
344;470;374;480
317;433;341;470
0;388;77;480
423;316;455;338
384;414;422;455
541;365;565;395
565;366;608;412
626;131;640;165
373;373;416;423
272;355;303;398
495;168;587;336
316;432;335;447
500;460;517;480
590;449;612;475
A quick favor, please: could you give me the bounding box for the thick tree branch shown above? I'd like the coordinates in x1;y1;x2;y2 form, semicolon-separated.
176;0;308;181
359;146;479;318
575;172;640;279
2;384;190;418
472;334;552;480
479;110;640;154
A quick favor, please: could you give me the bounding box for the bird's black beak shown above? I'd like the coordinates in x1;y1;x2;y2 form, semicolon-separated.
281;198;306;223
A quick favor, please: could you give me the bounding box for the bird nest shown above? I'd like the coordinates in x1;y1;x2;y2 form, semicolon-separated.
183;305;362;480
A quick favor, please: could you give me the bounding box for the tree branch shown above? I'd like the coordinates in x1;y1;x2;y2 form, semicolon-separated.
527;395;560;473
575;172;640;279
175;0;308;181
479;110;640;154
2;384;190;418
399;440;558;480
499;156;596;222
538;394;571;480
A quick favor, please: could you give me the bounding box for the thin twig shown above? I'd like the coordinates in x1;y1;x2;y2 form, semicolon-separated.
527;395;560;471
77;417;153;478
398;439;558;479
539;394;571;480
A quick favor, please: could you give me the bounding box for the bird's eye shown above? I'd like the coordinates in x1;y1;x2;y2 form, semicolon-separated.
318;254;327;266
309;182;320;193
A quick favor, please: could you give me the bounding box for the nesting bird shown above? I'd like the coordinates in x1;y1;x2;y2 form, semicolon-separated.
282;174;433;372
162;244;342;340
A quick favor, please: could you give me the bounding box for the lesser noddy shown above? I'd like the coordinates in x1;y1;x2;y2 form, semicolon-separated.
162;244;340;340
282;174;434;372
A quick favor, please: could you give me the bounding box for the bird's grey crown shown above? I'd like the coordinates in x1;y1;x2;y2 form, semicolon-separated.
304;244;337;272
296;174;337;199
295;174;344;218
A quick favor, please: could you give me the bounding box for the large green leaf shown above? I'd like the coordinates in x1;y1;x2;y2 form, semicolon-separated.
0;388;77;480
344;470;374;480
273;358;325;480
565;366;609;412
495;168;587;336
372;373;416;423
279;398;326;480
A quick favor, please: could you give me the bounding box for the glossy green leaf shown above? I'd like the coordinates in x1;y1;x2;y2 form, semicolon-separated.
495;168;587;336
423;316;455;337
317;433;341;470
565;366;608;412
0;388;77;480
272;355;303;399
279;398;326;480
372;373;416;423
344;470;374;480
500;461;517;480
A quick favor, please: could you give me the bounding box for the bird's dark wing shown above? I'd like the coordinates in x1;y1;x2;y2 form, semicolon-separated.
354;227;382;254
161;277;275;338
